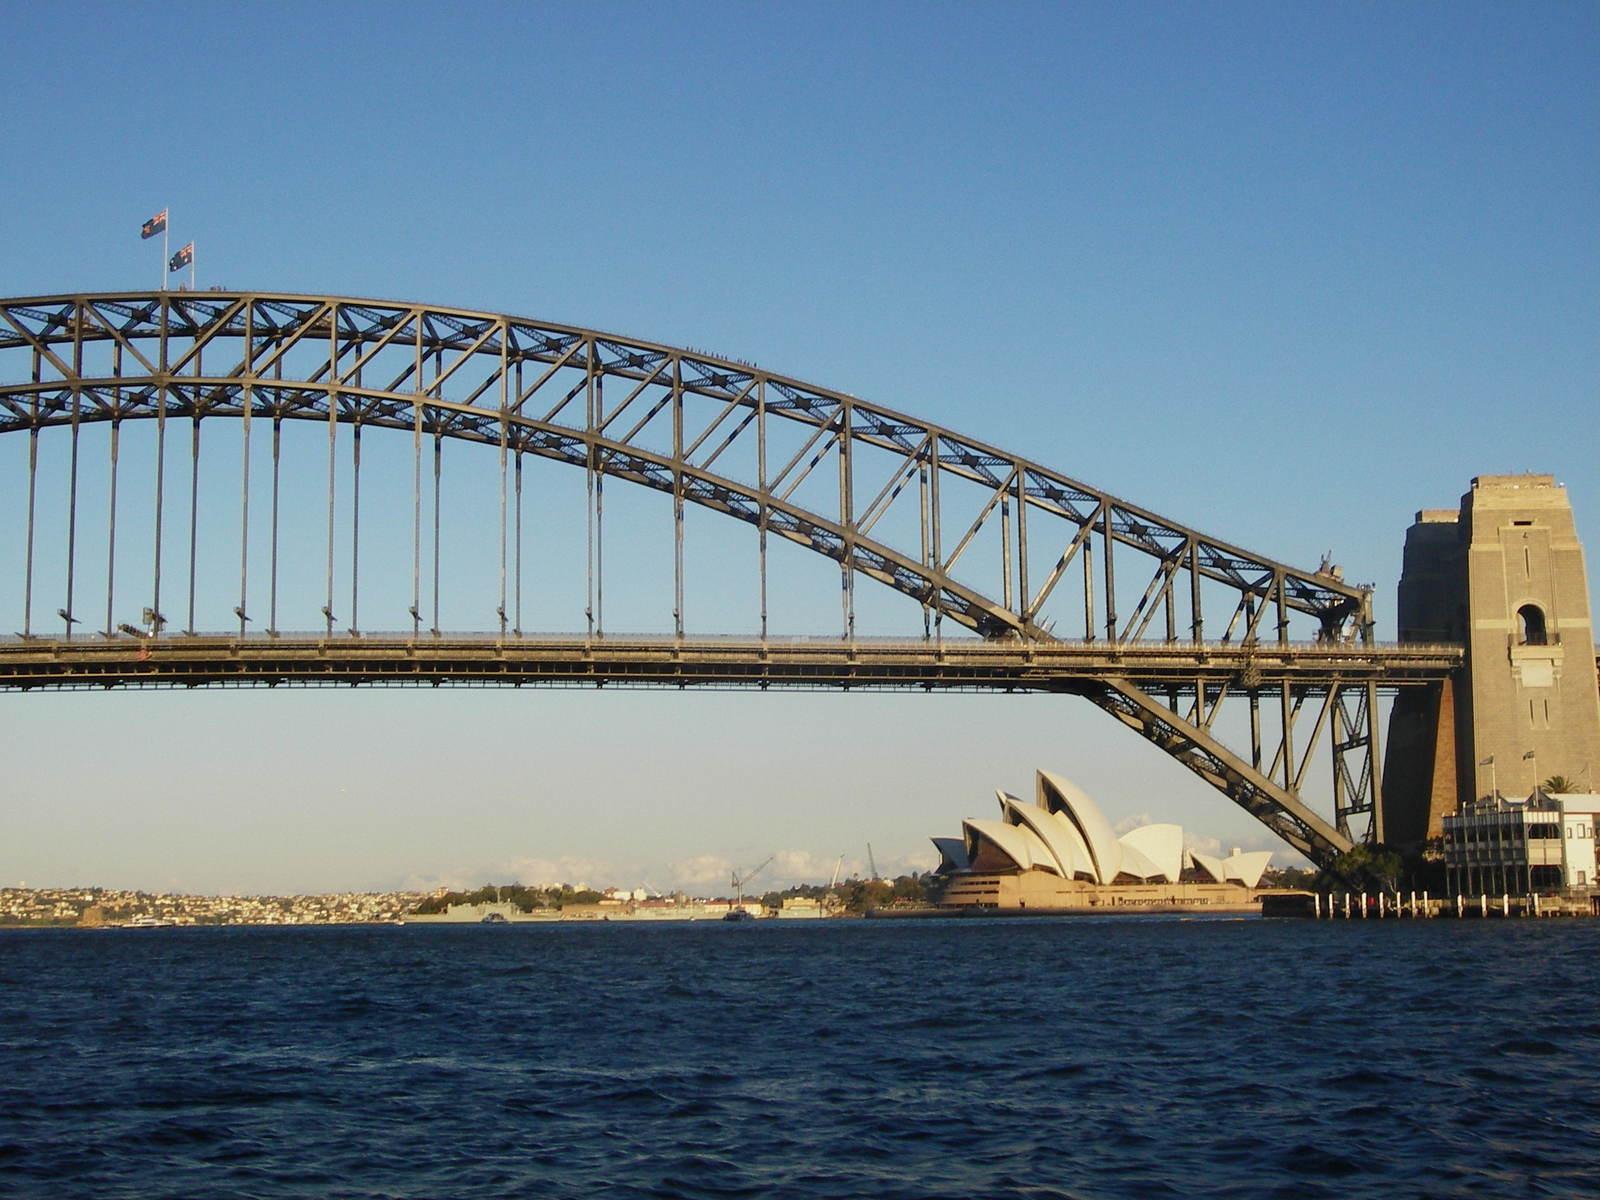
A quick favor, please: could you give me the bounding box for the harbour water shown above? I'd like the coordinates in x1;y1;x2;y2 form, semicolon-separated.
2;917;1597;1198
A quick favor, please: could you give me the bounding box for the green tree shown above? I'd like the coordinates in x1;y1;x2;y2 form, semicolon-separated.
1259;866;1317;890
1541;774;1582;794
1316;844;1403;892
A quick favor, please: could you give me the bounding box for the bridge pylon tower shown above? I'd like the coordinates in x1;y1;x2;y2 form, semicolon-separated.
1383;474;1600;848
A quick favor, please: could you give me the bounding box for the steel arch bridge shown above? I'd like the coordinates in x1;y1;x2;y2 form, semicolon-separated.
0;291;1459;866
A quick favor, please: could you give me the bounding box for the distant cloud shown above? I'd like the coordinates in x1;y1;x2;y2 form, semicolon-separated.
662;847;934;893
494;854;616;890
398;853;617;894
768;848;841;885
394;844;945;899
664;854;734;890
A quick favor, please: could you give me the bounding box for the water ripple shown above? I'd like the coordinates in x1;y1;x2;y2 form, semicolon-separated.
2;919;1598;1198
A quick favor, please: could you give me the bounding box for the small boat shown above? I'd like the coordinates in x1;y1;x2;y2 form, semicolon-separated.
480;912;508;924
722;909;757;923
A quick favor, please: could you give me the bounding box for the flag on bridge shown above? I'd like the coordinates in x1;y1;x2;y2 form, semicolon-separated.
169;242;193;272
141;209;168;239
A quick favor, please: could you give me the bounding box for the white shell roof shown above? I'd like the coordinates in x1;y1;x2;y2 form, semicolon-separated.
931;836;970;873
1188;849;1227;883
1187;848;1272;887
1037;770;1122;884
999;792;1095;880
963;818;1052;874
939;768;1269;889
1222;850;1273;888
1118;823;1183;882
1114;840;1165;882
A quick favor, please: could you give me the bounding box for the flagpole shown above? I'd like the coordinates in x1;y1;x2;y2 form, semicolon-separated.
190;243;196;292
162;221;169;292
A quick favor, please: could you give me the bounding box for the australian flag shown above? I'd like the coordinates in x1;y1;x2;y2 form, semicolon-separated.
141;209;168;240
168;242;193;272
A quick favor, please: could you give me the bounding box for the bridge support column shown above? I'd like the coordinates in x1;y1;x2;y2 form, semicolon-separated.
1383;475;1600;849
1381;677;1459;847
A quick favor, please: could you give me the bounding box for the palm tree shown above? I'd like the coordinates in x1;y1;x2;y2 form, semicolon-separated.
1541;774;1580;794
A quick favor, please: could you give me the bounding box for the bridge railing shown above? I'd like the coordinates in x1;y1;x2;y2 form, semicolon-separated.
0;630;1469;655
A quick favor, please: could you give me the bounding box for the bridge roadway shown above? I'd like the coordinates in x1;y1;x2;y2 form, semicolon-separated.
0;633;1467;692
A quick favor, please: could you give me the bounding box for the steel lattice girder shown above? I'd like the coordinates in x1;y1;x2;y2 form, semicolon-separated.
0;291;1371;642
1070;677;1394;861
0;291;1401;865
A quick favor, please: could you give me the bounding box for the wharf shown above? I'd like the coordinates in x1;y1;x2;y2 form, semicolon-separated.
1262;891;1598;919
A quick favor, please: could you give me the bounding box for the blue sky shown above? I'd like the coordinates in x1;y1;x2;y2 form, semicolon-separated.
3;2;1596;894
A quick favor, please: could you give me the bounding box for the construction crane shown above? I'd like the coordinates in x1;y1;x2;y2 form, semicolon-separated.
823;853;847;913
730;856;773;910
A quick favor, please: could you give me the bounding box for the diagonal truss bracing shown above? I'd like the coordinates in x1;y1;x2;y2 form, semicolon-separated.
0;291;1408;864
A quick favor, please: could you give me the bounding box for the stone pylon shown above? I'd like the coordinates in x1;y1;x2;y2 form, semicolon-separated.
1382;475;1600;848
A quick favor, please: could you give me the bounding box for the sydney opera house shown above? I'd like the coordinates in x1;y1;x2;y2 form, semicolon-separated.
931;770;1273;911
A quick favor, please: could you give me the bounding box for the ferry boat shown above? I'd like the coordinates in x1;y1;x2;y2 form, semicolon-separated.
122;915;176;928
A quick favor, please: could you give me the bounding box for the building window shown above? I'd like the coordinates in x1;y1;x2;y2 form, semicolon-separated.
1517;604;1547;645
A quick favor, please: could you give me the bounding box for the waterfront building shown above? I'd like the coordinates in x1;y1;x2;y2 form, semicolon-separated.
931;770;1271;911
775;896;828;918
1441;791;1599;895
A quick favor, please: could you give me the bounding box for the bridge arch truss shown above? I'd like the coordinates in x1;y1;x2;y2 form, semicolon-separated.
0;291;1430;865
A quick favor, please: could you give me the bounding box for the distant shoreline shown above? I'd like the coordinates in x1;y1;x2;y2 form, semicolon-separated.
865;904;1261;919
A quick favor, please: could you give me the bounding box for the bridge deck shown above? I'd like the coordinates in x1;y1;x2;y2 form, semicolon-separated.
0;633;1467;692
